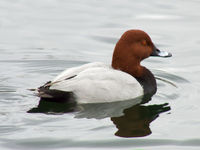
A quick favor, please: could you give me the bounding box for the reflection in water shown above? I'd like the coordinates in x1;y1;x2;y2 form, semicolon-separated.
28;99;77;113
111;103;170;138
28;95;170;138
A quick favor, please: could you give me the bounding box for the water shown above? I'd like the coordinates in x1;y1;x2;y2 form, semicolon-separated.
0;0;200;149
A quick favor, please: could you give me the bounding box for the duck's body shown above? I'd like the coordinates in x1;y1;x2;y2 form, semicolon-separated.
48;62;143;103
37;30;171;104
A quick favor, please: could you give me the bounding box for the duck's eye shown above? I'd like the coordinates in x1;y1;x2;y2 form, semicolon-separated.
141;40;147;46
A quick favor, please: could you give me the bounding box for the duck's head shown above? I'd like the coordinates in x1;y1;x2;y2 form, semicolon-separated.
112;30;171;77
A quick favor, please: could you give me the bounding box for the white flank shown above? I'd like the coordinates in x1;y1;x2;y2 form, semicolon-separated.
50;62;144;103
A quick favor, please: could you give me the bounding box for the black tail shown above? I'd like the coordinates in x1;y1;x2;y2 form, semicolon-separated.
37;81;75;103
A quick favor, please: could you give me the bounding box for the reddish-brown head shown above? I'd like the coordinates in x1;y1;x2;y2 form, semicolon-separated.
112;30;155;77
112;30;171;77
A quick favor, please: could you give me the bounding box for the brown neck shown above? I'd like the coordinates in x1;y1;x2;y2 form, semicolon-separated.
112;56;144;78
111;39;146;78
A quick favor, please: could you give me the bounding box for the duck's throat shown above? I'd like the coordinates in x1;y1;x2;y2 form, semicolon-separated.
135;67;157;96
112;60;144;78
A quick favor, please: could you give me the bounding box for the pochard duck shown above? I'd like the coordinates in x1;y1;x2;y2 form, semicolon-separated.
37;30;171;103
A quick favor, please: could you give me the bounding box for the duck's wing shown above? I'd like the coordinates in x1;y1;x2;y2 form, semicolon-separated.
37;62;108;101
52;62;108;83
50;67;144;104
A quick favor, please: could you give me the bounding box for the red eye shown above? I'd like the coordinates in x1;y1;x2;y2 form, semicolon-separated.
141;40;147;46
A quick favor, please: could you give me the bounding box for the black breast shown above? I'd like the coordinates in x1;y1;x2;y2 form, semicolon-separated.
135;67;157;103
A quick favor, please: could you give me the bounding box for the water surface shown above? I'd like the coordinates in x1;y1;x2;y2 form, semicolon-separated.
0;0;200;149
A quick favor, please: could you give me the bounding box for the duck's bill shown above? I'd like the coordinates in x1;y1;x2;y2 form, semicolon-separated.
151;46;172;57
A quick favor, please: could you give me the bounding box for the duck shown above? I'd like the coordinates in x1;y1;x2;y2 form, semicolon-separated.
37;29;172;104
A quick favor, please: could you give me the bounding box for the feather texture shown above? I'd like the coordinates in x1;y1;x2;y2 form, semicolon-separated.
49;62;144;103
